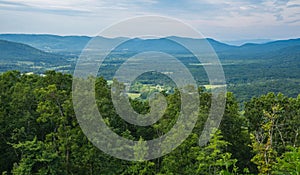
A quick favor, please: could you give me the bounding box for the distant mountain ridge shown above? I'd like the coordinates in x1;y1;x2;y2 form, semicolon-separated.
0;39;67;64
0;34;299;60
0;34;91;55
224;39;273;46
221;38;300;59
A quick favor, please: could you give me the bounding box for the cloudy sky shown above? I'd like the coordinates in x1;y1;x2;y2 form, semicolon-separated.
0;0;299;41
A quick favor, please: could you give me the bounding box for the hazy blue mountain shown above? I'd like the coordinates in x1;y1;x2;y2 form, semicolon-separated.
0;34;91;55
0;34;132;55
224;39;273;46
0;34;299;61
104;36;236;54
0;39;67;64
111;36;300;61
0;34;239;54
221;38;300;59
240;38;300;51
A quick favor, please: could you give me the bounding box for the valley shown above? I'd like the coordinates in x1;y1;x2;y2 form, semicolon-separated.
0;34;300;102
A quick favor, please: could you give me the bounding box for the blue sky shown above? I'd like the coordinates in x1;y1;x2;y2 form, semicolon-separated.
0;0;299;40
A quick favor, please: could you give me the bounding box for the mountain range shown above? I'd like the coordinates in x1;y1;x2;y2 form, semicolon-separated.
0;34;299;60
224;39;273;46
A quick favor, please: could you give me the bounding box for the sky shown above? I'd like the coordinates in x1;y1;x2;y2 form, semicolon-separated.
0;0;300;41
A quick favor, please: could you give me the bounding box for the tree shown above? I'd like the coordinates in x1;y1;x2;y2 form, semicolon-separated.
219;92;254;172
196;129;238;175
272;146;300;175
123;137;156;175
250;105;281;175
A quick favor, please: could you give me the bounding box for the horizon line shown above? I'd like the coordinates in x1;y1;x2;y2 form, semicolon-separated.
0;33;300;46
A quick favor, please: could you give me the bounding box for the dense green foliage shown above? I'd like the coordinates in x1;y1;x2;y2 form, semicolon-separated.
0;71;299;174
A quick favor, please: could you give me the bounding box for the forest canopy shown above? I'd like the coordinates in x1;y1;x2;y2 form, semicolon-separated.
0;70;299;174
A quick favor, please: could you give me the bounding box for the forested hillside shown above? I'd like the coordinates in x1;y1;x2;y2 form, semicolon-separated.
0;71;299;174
0;40;68;64
0;40;70;73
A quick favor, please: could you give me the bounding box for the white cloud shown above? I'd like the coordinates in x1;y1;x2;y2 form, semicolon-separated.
0;0;299;39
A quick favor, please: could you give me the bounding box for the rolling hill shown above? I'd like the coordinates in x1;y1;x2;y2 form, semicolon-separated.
0;34;91;55
0;39;67;64
0;39;70;73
